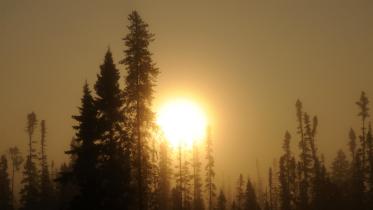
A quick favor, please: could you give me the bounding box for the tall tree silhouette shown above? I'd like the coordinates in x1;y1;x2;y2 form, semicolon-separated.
216;189;227;210
157;140;172;210
356;91;369;175
192;145;205;210
349;129;357;162
121;10;159;210
236;174;245;210
278;131;295;210
20;112;39;210
8;146;24;206
95;49;131;210
0;155;13;210
39;120;55;210
182;157;193;210
367;125;373;209
67;82;101;210
205;127;216;210
268;168;273;210
330;150;350;210
175;146;184;210
244;178;261;210
295;100;312;210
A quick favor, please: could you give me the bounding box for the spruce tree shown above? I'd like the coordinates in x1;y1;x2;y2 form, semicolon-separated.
20;112;40;210
205;127;216;210
236;174;245;210
182;158;193;210
68;82;101;210
268;168;273;210
216;189;227;210
349;128;357;161
175;146;184;210
356;91;369;174
121;10;159;210
158;140;172;210
192;145;204;210
278;131;295;210
8;146;24;206
330;150;350;210
367;125;373;209
39;120;55;210
295;100;312;210
95;49;131;210
331;150;350;187
0;155;13;210
244;178;261;210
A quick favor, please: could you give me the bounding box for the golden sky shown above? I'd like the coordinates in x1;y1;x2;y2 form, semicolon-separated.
1;0;373;187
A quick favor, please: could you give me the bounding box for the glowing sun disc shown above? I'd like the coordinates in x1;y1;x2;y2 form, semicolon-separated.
157;99;207;148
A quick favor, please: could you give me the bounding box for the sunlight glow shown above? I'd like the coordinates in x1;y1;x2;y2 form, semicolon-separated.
157;99;207;148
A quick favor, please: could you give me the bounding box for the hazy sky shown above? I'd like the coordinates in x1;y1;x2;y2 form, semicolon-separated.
1;0;373;187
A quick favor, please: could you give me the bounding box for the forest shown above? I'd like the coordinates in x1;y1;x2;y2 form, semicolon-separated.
1;10;373;210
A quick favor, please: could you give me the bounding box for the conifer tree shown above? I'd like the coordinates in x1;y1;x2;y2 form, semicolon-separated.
268;168;273;210
68;82;101;210
356;91;369;173
175;146;184;210
192;145;205;210
0;155;13;210
95;49;131;210
270;160;279;210
171;186;182;210
205;127;216;210
351;149;365;210
216;189;227;210
236;174;245;210
331;150;350;187
366;125;373;209
278;131;295;210
182;158;193;210
158;140;172;210
8;146;24;206
121;10;159;210
295;100;312;210
330;150;350;210
39;120;55;210
349;128;357;161
20;112;40;210
244;178;261;210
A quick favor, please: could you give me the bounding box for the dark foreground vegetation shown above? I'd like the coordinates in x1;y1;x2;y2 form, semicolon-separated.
1;10;373;210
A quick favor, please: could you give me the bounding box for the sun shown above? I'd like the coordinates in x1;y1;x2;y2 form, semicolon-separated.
156;99;207;148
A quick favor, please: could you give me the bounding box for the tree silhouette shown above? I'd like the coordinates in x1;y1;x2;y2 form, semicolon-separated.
278;131;295;210
157;140;172;210
216;189;227;210
244;178;261;210
66;82;101;210
236;174;245;210
39;120;55;210
121;10;159;210
192;144;205;210
95;49;132;210
20;112;40;210
182;158;192;210
205;127;216;210
8;146;24;206
330;150;350;210
0;155;13;210
367;125;373;209
356;91;369;175
295;100;312;210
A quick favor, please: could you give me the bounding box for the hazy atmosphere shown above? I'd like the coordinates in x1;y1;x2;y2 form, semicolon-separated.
1;1;373;210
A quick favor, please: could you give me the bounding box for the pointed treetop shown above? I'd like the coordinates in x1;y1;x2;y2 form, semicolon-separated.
356;91;369;119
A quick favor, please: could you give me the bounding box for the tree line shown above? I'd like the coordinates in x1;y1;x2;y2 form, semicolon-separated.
1;10;373;210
